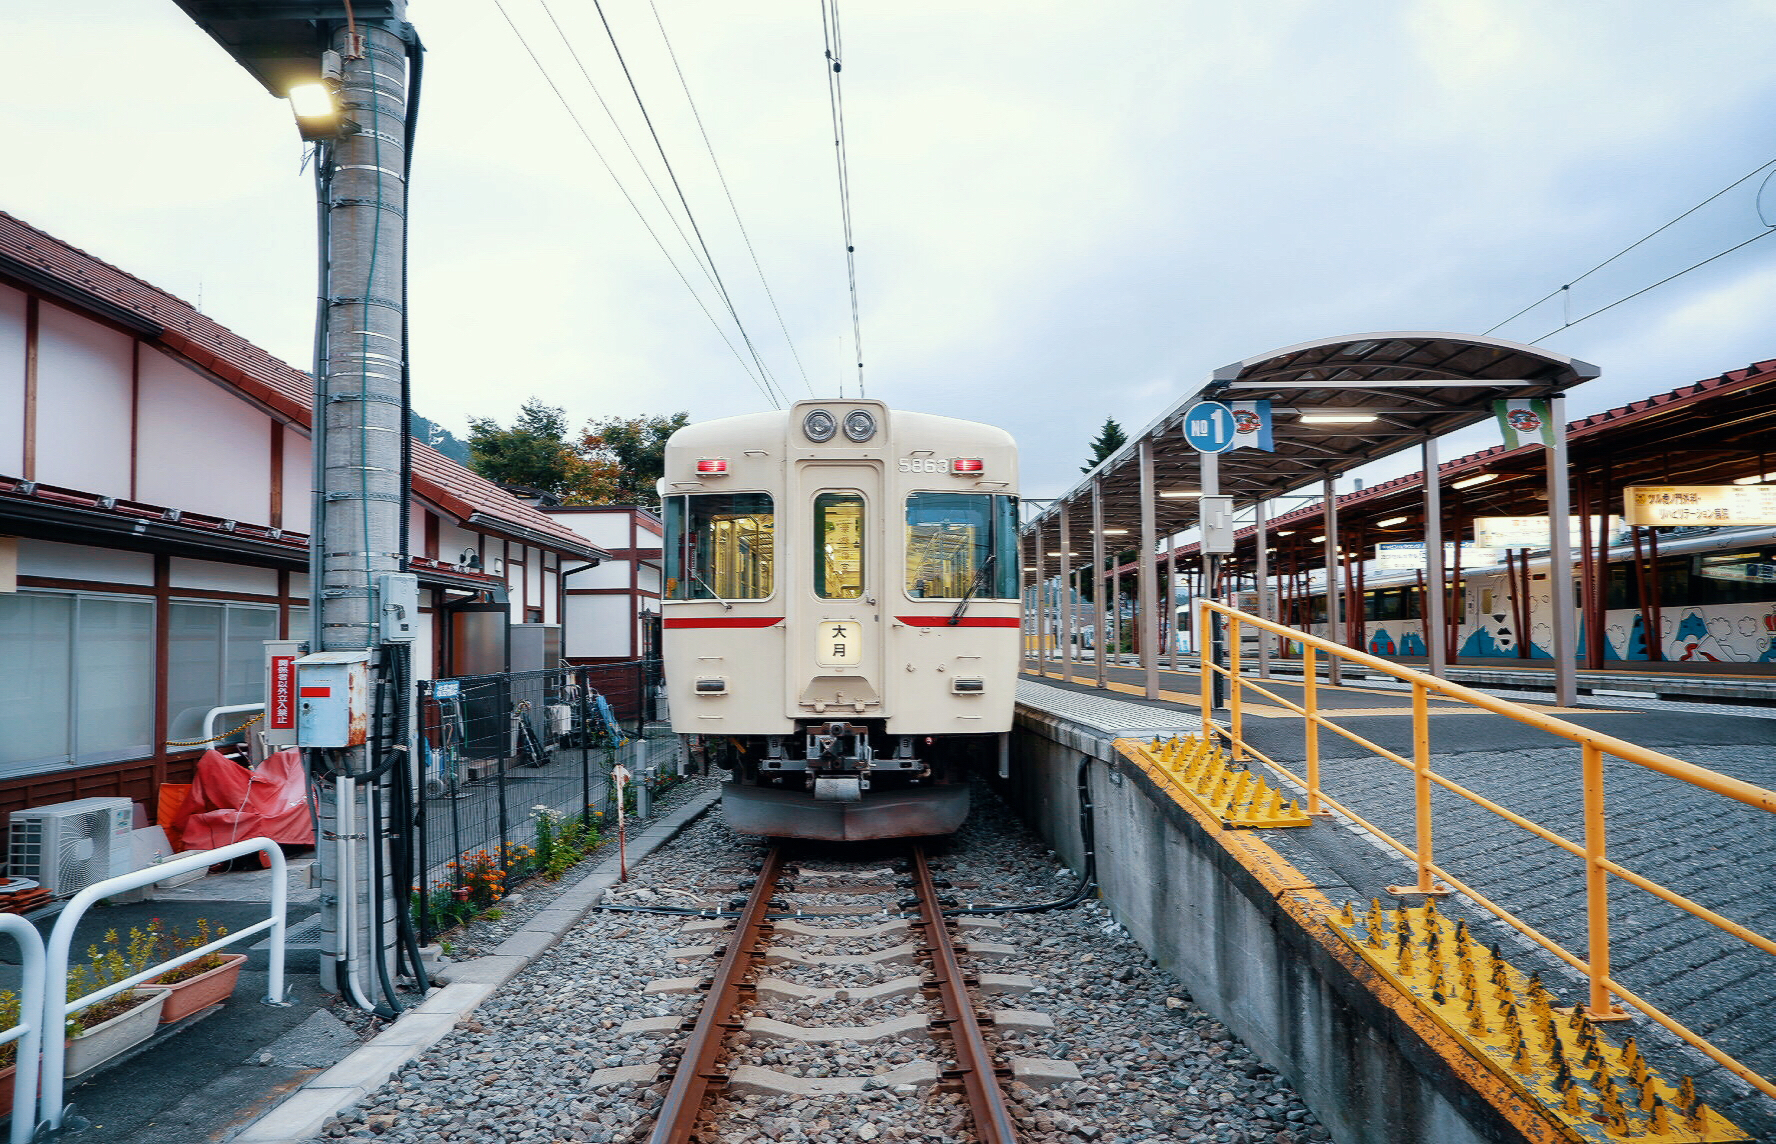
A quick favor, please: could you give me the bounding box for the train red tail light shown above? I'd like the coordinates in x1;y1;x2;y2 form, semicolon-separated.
696;459;729;476
951;458;984;475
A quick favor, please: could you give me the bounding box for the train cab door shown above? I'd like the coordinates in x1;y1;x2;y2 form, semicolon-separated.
792;462;885;725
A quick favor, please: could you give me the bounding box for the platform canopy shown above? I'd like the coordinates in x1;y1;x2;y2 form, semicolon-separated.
1023;332;1601;705
1027;332;1599;539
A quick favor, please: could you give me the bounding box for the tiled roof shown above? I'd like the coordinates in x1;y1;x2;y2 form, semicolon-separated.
0;210;602;560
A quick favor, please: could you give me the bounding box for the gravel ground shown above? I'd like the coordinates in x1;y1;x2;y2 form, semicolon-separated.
311;778;1329;1143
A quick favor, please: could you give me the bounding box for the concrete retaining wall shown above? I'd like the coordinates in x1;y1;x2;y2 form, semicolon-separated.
1008;708;1547;1144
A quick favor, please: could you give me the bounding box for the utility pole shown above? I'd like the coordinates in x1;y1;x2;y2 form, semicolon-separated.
310;11;414;1007
174;0;422;1014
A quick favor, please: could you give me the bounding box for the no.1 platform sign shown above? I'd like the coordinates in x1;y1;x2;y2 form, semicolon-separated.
1182;400;1238;453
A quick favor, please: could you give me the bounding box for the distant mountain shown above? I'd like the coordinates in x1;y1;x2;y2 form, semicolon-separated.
410;411;471;466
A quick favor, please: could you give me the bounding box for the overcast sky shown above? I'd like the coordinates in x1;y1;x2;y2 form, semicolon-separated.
8;1;1776;505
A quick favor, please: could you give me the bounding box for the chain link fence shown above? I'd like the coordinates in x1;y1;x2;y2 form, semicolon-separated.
412;659;682;944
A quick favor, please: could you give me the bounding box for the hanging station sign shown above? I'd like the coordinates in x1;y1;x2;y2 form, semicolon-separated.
1373;542;1496;571
1472;516;1626;549
1622;485;1776;527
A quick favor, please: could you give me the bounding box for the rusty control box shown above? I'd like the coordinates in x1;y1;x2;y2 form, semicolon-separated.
295;650;372;748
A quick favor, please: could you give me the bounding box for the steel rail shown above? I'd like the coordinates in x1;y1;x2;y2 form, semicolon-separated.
909;846;1022;1144
649;844;786;1144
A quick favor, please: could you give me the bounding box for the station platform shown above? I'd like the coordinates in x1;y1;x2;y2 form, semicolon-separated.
1014;666;1776;1140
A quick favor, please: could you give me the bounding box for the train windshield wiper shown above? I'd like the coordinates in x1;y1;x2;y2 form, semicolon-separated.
948;554;996;625
693;572;733;610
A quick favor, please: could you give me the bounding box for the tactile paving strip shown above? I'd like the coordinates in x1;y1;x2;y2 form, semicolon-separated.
1016;679;1202;735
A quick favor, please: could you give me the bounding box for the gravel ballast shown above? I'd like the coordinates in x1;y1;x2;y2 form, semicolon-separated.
309;778;1329;1143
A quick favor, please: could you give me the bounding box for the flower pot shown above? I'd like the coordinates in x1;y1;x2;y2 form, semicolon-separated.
148;953;247;1023
0;1061;14;1120
65;989;167;1077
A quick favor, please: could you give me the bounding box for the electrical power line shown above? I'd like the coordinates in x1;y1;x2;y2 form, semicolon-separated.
649;0;815;399
821;0;865;397
492;0;783;408
586;0;790;407
1487;154;1776;341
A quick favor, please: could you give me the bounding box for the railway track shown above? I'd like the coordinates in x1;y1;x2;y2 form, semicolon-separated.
645;843;1029;1144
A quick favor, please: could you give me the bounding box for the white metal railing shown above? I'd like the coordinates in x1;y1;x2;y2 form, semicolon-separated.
38;837;288;1133
0;915;45;1144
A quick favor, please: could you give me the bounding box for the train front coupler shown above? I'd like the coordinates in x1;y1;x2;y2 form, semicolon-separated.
802;720;876;802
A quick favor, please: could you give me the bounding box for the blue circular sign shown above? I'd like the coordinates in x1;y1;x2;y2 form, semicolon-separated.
1181;400;1238;453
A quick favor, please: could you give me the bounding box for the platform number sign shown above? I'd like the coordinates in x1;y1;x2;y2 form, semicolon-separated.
1182;400;1238;454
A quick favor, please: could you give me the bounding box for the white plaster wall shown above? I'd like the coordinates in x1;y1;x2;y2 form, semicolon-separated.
638;564;662;594
525;546;541;610
541;568;558;625
0;284;25;474
288;572;311;601
168;557;280;596
33;302;132;495
438;520;479;567
575;559;631;590
282;428;312;533
564;593;634;658
17;539;154;586
136;346;273;523
548;510;631;548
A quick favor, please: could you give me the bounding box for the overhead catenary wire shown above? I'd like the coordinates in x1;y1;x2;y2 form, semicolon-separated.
491;0;783;408
821;0;865;397
1486;153;1776;340
649;0;815;398
585;0;791;408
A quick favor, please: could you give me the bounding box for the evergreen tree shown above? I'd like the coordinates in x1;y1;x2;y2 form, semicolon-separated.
575;412;690;510
466;398;594;499
1081;418;1128;473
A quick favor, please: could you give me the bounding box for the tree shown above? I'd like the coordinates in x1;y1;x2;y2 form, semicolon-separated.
466;399;595;500
575;412;689;510
1081;417;1128;473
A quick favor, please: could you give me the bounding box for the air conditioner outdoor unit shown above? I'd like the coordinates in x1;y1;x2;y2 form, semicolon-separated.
8;797;135;898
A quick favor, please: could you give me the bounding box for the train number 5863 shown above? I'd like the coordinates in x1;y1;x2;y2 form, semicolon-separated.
898;458;947;473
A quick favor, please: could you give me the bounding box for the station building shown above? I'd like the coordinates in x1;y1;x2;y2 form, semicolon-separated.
0;210;610;822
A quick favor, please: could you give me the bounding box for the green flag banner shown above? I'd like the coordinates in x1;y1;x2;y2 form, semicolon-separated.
1493;398;1555;449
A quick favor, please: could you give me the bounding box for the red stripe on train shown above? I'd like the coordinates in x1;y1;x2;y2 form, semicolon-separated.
894;616;1022;627
662;616;784;628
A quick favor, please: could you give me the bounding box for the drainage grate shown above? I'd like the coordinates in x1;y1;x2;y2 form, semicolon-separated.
257;913;324;952
1016;679;1202;735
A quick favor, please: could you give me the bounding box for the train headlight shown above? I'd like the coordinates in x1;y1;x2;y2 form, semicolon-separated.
695;677;728;694
803;409;838;442
950;458;984;476
695;458;729;476
952;678;985;694
842;409;877;443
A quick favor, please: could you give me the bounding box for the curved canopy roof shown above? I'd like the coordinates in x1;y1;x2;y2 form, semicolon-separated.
1027;332;1599;544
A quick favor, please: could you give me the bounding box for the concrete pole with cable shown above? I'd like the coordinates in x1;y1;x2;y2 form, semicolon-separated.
311;13;410;1003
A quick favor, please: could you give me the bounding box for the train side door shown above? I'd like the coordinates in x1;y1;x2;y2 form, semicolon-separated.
792;462;885;719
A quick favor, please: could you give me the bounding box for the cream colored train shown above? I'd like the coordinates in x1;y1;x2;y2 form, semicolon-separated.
660;399;1020;840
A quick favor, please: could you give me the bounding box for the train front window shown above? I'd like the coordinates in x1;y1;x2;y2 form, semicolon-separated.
904;493;1019;599
663;493;774;601
814;492;866;599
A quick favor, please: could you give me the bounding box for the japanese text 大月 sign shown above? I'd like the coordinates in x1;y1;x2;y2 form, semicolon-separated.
1624;485;1776;527
815;620;863;667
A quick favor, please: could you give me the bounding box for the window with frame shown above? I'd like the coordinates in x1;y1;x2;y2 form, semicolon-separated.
904;493;1019;599
814;492;866;599
165;600;279;745
664;493;775;601
0;590;155;776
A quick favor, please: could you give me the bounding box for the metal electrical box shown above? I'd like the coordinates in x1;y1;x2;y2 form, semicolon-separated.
379;572;420;643
295;650;372;747
1200;496;1236;554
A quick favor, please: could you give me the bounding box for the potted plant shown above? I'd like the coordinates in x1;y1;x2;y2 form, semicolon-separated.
0;988;19;1118
142;919;245;1023
63;934;167;1077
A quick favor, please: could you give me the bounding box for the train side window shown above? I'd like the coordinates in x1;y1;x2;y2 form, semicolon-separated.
814;492;866;599
663;493;775;601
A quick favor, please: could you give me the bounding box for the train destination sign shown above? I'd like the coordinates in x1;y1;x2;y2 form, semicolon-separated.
1373;542;1495;571
1623;484;1776;527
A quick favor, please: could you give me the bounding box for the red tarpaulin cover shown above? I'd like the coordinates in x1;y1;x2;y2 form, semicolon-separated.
171;748;314;852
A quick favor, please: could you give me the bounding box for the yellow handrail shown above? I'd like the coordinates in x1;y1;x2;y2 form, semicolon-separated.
1197;598;1776;1101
